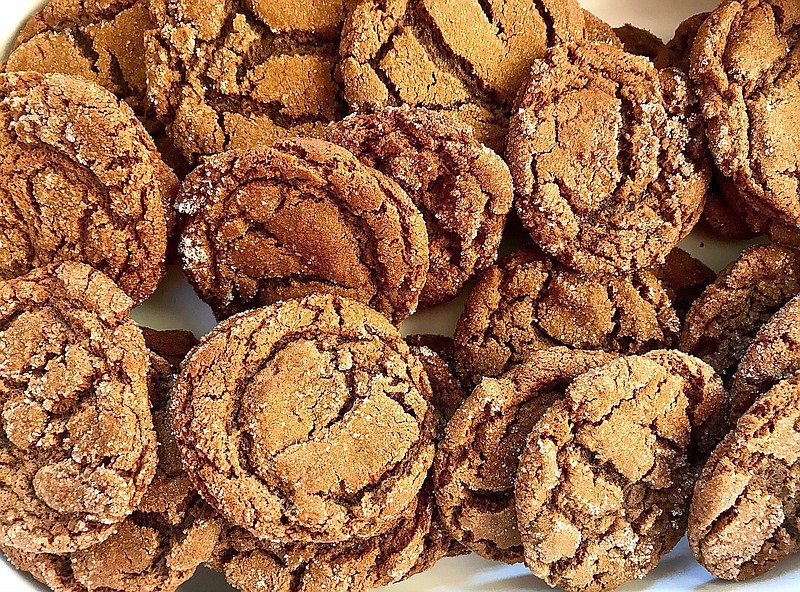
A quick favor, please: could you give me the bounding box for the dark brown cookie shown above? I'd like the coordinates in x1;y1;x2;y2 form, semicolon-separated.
339;0;585;151
0;71;177;305
681;244;800;384
453;246;680;389
613;24;665;59
691;0;800;227
177;137;429;323
140;327;198;368
654;12;709;71
172;294;436;543
507;43;710;274
689;375;800;581
145;0;351;164
581;11;622;48
516;354;727;592
654;248;716;322
435;348;617;564
0;262;157;554
325;106;513;308
700;175;762;240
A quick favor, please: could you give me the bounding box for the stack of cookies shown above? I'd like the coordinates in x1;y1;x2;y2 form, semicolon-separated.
0;1;798;592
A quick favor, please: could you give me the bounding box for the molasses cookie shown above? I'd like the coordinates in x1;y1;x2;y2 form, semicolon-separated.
339;0;585;151
145;0;351;163
172;294;436;543
613;24;665;59
689;375;800;581
140;327;198;368
177;138;429;323
691;0;800;226
507;43;710;274
0;71;177;305
325;107;513;308
435;348;617;564
453;246;680;389
655;248;716;322
654;13;709;71
581;11;622;48
0;263;157;554
681;244;800;384
516;354;727;592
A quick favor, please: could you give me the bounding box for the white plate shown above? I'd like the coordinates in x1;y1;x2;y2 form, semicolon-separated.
1;0;798;591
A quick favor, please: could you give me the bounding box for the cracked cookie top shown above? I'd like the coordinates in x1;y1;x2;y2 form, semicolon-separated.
507;42;710;274
0;262;157;554
654;248;716;322
453;246;680;389
0;71;176;305
689;374;800;581
613;24;664;59
324;106;513;308
691;0;800;226
176;137;429;323
145;0;352;164
339;0;584;151
171;294;436;543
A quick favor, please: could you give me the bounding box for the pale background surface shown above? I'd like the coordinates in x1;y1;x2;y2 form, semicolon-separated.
1;0;798;590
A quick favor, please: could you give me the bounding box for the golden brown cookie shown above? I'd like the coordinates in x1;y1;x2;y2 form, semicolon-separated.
140;327;198;368
581;11;622;48
177;138;429;323
339;0;585;151
654;248;716;322
435;348;617;564
0;262;156;554
681;244;800;384
516;353;728;592
613;24;664;59
0;71;177;305
453;246;680;389
145;0;351;164
325;106;513;308
172;294;437;543
691;0;800;227
654;12;709;71
689;375;800;581
507;43;710;274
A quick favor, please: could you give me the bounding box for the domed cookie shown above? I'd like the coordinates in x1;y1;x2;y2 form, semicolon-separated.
581;11;622;48
324;107;513;308
0;262;157;554
654;12;709;71
613;24;664;59
516;354;727;592
654;248;715;322
435;348;617;564
172;294;437;543
689;375;800;581
0;71;176;305
681;244;800;384
453;246;679;389
691;0;800;227
145;0;351;164
177;138;429;323
339;0;585;152
507;43;710;274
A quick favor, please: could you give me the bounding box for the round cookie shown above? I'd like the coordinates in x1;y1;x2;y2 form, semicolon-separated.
140;327;198;368
324;107;513;308
177;137;429;323
339;0;585;152
689;375;800;581
515;355;727;592
681;244;800;384
654;12;709;71
0;71;177;305
453;246;680;389
0;262;157;554
654;248;716;322
691;0;800;226
613;24;665;59
1;340;222;592
507;42;710;274
172;294;437;543
581;11;622;48
435;348;618;564
145;0;351;164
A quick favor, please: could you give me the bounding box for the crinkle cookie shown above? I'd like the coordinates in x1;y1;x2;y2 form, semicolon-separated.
0;71;177;305
507;43;710;274
177;138;429;324
613;24;664;59
689;375;800;581
145;0;351;164
516;354;728;592
1;334;221;592
691;0;800;227
654;248;716;322
325;106;513;308
581;11;622;48
435;348;617;564
172;294;436;543
453;246;680;389
654;12;709;72
0;262;157;554
339;0;585;151
140;327;198;368
681;244;800;384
